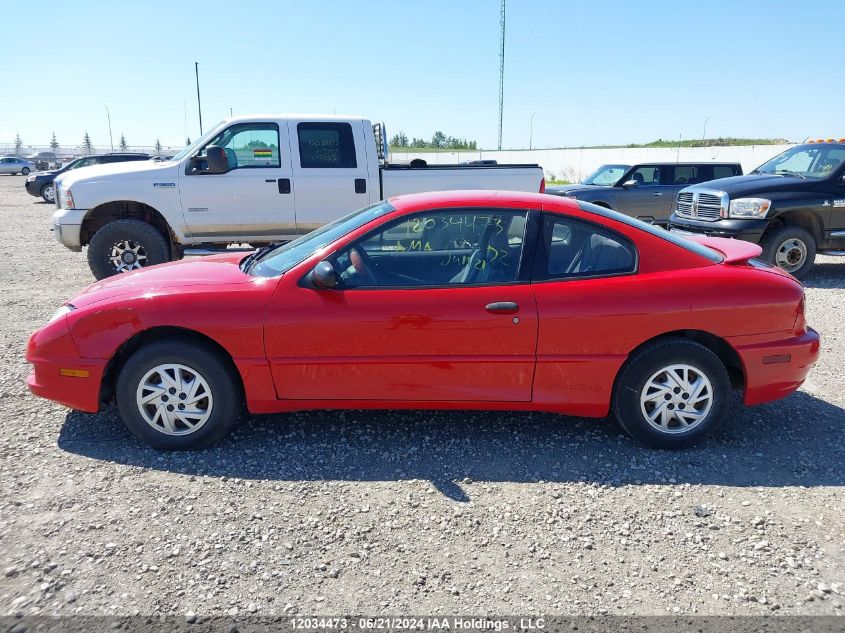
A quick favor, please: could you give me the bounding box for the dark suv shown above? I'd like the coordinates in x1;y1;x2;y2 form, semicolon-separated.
668;140;845;279
25;153;151;203
547;162;743;226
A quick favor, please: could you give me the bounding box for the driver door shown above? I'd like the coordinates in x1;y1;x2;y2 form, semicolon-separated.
264;208;539;402
617;165;670;222
177;121;296;242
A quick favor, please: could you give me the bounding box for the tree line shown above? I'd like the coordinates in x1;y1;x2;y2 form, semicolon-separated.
389;130;477;150
11;132;186;156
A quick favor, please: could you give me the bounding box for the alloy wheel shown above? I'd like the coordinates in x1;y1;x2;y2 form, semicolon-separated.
135;363;213;436
109;239;148;273
639;363;713;434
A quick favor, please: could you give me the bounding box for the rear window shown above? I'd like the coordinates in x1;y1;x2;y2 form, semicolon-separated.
576;201;722;263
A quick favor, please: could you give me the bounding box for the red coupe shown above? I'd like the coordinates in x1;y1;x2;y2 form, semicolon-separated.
26;191;819;450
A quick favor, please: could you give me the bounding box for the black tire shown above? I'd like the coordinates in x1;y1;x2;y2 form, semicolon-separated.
21;167;30;175
612;338;731;449
116;339;242;450
40;183;55;204
760;225;816;280
87;219;171;280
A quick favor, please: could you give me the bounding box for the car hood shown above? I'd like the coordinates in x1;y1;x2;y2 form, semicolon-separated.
685;173;815;197
57;158;171;188
545;184;598;195
32;169;60;177
69;254;257;308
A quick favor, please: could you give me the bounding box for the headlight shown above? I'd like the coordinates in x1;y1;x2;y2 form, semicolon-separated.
27;175;36;182
57;187;75;209
49;304;76;323
729;197;771;218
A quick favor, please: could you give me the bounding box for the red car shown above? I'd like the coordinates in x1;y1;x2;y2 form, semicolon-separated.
26;191;819;450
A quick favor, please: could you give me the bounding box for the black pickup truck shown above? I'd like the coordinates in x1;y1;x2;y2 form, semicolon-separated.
668;140;845;279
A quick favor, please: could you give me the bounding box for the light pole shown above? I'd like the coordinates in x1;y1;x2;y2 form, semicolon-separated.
195;61;203;135
702;116;714;141
529;112;538;150
104;105;114;151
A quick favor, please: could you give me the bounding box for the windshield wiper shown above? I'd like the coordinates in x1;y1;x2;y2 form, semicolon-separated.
241;242;284;274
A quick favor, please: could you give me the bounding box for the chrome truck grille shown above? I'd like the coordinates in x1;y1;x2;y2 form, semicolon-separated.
675;188;728;221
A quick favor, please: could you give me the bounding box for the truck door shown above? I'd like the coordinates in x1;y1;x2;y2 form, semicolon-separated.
616;165;672;224
288;120;372;233
177;121;296;242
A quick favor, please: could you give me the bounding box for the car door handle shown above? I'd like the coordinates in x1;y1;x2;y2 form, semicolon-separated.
652;192;663;197
485;301;519;314
278;178;291;194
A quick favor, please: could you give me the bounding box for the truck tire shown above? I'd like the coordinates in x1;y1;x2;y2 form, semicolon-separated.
760;225;816;280
87;219;171;280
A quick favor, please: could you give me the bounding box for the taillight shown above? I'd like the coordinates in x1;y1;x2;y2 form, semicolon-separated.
539;177;545;193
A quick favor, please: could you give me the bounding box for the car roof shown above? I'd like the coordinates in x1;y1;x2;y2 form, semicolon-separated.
633;162;740;166
388;190;576;213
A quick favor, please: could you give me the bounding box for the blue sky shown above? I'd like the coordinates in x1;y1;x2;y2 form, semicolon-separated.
2;0;841;151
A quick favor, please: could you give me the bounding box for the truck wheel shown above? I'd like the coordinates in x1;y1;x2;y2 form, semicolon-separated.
40;183;56;203
760;225;815;279
87;219;171;280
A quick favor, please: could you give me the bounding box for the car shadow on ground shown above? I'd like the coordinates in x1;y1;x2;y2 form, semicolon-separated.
57;391;845;501
802;262;845;289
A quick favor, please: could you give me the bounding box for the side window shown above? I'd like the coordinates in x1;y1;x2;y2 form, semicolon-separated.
332;209;528;288
297;122;357;168
628;166;660;186
671;165;702;185
193;123;281;173
538;214;636;280
712;164;741;179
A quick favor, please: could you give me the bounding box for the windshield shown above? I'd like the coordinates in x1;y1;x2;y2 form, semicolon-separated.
583;164;631;186
754;144;845;180
249;201;395;277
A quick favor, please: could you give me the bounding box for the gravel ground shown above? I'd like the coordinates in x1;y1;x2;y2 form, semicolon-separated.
0;175;843;618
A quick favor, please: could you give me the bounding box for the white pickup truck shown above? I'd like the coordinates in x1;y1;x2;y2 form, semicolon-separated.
53;114;545;279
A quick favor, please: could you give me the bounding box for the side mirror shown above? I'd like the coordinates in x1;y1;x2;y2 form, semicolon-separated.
621;179;638;188
205;145;228;174
311;261;337;289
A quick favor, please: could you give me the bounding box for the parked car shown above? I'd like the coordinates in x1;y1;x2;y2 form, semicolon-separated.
51;114;545;279
668;139;845;279
25;153;152;203
0;156;35;175
547;162;743;226
547;163;631;193
27;191;819;451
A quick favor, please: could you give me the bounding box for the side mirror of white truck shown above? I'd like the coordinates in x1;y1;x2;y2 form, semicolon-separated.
205;145;229;174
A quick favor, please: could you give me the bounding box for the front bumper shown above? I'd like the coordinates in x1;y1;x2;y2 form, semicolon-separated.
52;208;86;251
25;317;105;412
25;179;47;197
734;328;820;406
668;214;768;244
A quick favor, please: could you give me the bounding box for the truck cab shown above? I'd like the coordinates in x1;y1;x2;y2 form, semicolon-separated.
668;139;845;279
52;114;544;279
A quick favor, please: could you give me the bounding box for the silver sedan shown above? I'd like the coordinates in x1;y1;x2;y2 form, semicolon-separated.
0;157;35;175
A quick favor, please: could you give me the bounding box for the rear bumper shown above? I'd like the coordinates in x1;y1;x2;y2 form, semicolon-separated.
735;328;820;406
25;319;105;412
668;215;768;244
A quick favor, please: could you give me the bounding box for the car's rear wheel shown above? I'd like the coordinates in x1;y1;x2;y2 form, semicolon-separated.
21;167;30;176
87;219;171;279
612;338;730;449
41;183;55;203
116;339;242;450
760;225;815;279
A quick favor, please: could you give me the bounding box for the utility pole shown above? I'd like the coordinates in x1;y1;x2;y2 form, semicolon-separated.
195;61;203;135
529;112;537;150
104;105;114;151
497;0;506;151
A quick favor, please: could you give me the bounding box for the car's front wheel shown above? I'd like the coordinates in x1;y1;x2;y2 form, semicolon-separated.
87;219;171;279
116;339;242;450
41;183;55;203
612;338;730;449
